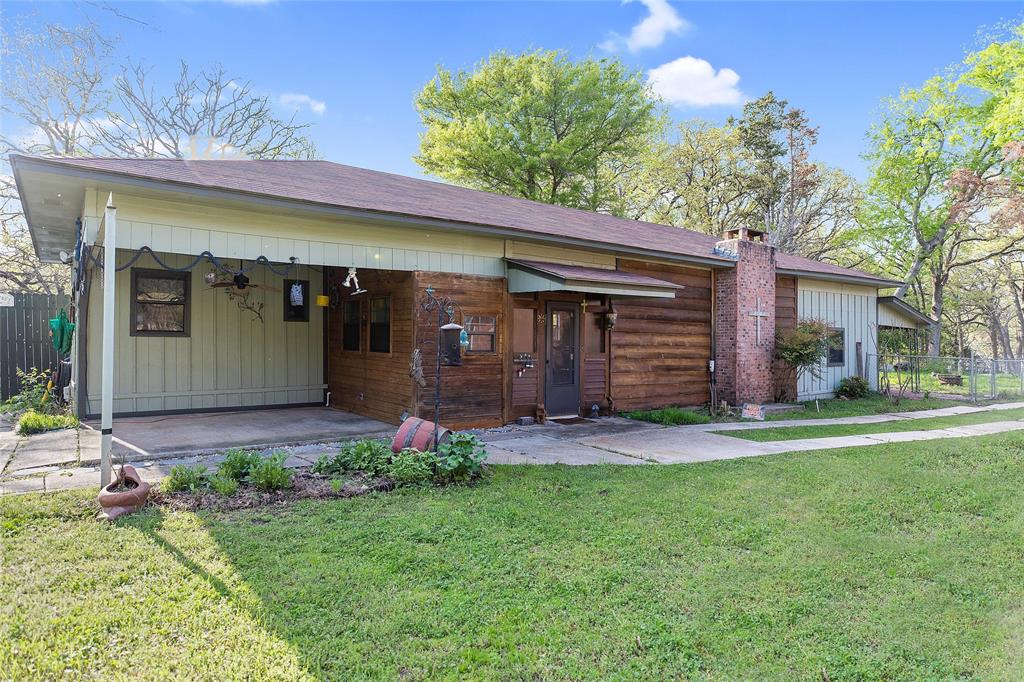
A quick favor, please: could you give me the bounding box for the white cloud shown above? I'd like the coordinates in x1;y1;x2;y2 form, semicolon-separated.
647;56;744;107
278;93;327;116
600;0;689;53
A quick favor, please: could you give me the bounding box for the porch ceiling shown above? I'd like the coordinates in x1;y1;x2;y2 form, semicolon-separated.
506;259;682;299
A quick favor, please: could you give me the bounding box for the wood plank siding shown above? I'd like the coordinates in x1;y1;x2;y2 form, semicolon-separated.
412;272;507;429
609;260;713;411
85;249;325;415
773;275;798;400
326;268;415;424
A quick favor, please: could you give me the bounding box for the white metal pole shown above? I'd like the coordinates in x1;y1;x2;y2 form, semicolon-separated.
100;194;117;488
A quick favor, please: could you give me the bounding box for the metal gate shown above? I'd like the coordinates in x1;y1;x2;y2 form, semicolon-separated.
0;292;71;401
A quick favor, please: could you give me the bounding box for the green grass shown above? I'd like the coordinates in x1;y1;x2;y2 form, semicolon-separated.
5;435;1024;679
766;393;971;421
14;409;79;436
718;406;1024;442
621;406;712;425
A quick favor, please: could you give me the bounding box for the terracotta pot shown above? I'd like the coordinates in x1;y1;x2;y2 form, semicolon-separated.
97;465;151;521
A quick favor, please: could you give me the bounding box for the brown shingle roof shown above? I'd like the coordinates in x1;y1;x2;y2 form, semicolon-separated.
507;259;683;288
16;155;898;286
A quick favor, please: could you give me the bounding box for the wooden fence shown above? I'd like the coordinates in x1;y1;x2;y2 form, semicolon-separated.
0;292;71;401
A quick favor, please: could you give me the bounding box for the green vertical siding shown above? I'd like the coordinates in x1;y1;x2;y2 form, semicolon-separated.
85;249;325;414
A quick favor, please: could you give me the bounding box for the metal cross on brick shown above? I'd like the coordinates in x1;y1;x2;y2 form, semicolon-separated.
749;297;769;344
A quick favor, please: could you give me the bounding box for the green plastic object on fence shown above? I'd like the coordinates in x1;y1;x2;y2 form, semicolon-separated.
49;309;75;355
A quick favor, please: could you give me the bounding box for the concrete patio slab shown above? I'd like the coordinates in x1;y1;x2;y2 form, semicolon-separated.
81;407;393;462
488;434;646;465
7;428;79;471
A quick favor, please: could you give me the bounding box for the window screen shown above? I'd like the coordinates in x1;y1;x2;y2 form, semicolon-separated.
828;328;845;366
342;300;360;351
465;315;496;353
369;297;390;353
131;269;189;337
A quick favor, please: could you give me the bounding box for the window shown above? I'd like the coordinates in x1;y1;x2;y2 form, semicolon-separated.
512;308;535;353
828;328;845;366
584;312;606;354
465;315;496;353
369;297;390;353
341;300;361;351
131;269;190;337
284;280;310;322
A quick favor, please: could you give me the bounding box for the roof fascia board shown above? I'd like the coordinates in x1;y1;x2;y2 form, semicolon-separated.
878;296;936;326
13;156;735;270
779;268;902;289
10;155;47;261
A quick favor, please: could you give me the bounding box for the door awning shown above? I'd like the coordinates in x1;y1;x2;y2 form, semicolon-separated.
506;259;682;298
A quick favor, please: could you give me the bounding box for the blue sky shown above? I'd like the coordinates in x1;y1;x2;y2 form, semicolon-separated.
7;1;1022;181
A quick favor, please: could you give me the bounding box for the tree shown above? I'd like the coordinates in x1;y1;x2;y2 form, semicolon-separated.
859;25;1024;355
414;50;663;211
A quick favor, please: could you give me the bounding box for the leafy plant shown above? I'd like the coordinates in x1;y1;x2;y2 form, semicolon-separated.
217;448;262;482
14;409;78;436
435;433;487;483
249;452;293;492
774;318;830;401
163;464;209;493
1;368;57;416
209;473;239;497
835;376;870;400
386;448;435;486
329;478;345;494
336;438;393;476
622;407;711;426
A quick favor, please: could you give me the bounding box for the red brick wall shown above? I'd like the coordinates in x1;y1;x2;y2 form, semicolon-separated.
714;238;776;405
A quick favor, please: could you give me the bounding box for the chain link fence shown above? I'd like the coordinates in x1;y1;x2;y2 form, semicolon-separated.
872;354;1024;402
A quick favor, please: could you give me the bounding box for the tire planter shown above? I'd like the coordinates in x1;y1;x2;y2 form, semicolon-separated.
392;417;452;453
97;465;151;521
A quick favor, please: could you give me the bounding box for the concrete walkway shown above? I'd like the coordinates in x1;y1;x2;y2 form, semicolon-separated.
3;402;1024;495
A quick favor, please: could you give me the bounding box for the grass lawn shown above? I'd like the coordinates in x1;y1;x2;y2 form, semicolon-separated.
717;406;1024;442
4;433;1024;680
765;393;972;421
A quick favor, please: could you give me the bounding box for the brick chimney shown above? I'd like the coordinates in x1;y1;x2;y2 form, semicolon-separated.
714;227;776;405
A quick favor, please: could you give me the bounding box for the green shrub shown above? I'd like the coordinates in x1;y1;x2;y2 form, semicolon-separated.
1;368;53;416
312;452;343;476
249;452;293;491
386;448;435;486
835;376;870;400
209;473;239;497
14;410;79;436
621;407;711;426
436;433;487;483
217;448;262;481
163;464;209;493
336;438;393;476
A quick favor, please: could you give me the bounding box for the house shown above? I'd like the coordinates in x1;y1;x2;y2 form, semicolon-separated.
12;155;922;434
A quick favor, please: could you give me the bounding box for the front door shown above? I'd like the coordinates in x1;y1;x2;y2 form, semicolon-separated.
545;302;580;416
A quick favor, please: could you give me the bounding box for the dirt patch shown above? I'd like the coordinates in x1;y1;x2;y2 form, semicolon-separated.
149;471;393;512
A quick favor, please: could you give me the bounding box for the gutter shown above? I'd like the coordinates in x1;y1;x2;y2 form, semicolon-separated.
12;155;737;270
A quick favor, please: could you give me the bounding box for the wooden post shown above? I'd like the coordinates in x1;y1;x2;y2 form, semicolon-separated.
100;194;116;488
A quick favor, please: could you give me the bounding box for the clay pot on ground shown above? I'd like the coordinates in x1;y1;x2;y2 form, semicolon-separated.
97;465;151;521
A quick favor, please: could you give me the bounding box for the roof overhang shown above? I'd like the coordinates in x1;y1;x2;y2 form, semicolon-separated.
507;259;682;298
777;268;904;289
878;296;935;328
11;154;736;269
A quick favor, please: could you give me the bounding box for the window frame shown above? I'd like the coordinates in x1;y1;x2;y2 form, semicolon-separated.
368;296;391;354
283;279;310;323
130;268;191;338
464;314;497;354
827;327;846;367
341;299;361;352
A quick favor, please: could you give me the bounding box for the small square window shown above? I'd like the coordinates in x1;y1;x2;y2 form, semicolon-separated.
465;315;496;353
284;280;310;322
131;269;190;337
827;328;845;366
369;297;390;353
342;300;360;351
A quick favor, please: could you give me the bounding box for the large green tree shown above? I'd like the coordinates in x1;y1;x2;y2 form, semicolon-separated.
414;50;662;211
858;24;1024;355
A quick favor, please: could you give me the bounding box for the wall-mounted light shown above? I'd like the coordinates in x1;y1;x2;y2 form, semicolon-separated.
605;305;618;330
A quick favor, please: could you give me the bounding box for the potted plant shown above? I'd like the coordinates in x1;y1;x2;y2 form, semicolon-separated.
97;463;151;521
